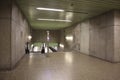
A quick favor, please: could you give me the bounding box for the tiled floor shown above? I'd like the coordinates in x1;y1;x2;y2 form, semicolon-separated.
0;52;120;80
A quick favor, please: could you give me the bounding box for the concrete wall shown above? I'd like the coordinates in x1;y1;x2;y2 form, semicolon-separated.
32;30;60;43
64;27;74;49
0;1;30;70
11;2;30;68
59;30;65;50
63;11;119;62
89;12;114;61
0;0;11;70
73;24;81;51
64;22;89;54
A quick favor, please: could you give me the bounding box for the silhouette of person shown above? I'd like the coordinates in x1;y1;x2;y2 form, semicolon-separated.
41;46;45;54
25;42;30;54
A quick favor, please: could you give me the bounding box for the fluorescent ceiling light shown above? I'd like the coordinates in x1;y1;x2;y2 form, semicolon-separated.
37;18;72;22
36;7;64;12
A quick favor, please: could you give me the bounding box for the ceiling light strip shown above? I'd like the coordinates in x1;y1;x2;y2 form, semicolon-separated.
37;18;72;22
36;7;64;12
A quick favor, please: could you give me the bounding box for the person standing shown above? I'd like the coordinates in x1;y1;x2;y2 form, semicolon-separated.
25;42;30;54
41;46;45;54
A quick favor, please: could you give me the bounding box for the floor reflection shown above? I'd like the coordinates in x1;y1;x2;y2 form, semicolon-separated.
65;52;73;64
1;52;120;80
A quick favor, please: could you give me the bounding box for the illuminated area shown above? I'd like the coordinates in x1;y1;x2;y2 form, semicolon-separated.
28;35;32;40
37;18;72;22
28;54;34;65
65;35;73;41
65;52;73;64
59;43;64;48
45;46;48;53
33;46;39;52
36;7;64;12
31;42;58;53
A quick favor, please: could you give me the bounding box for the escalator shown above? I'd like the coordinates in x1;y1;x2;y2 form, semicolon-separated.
49;46;57;52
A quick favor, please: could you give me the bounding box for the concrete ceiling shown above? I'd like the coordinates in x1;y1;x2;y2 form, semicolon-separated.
16;0;120;30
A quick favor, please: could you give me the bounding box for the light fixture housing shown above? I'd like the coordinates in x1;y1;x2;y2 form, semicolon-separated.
37;18;72;22
36;7;64;12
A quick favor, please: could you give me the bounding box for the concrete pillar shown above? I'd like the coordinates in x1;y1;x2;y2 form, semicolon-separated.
114;11;120;62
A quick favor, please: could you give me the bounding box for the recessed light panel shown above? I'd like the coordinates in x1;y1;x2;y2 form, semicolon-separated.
37;18;72;22
36;7;64;12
